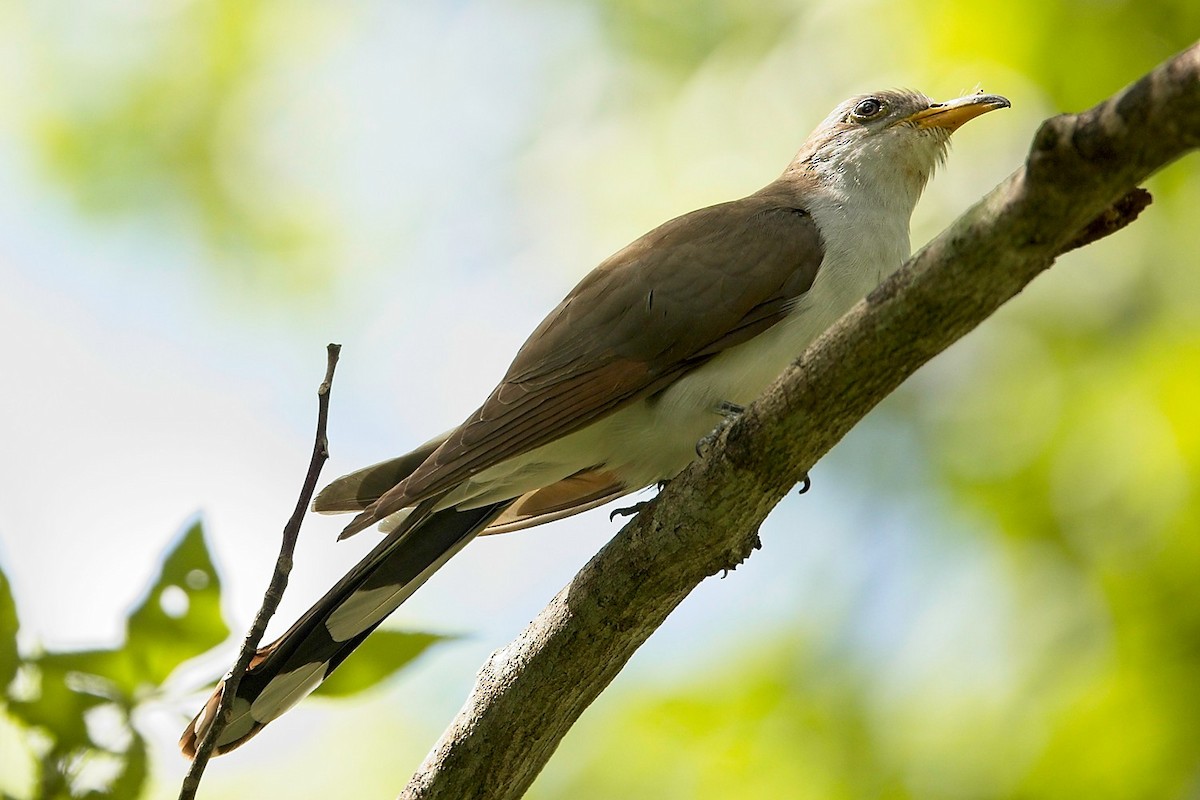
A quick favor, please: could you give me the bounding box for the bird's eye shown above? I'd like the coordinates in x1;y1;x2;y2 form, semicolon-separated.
850;98;885;121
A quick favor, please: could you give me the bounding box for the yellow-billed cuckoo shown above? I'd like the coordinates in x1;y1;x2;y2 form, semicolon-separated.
182;89;1009;756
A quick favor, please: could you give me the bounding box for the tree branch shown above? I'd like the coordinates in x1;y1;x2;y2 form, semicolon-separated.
179;343;341;800
400;44;1200;800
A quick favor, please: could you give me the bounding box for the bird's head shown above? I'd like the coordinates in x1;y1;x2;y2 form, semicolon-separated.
791;89;1010;209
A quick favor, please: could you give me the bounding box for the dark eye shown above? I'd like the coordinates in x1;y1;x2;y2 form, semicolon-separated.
850;97;885;121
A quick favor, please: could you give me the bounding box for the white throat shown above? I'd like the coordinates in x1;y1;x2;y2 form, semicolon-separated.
805;132;944;217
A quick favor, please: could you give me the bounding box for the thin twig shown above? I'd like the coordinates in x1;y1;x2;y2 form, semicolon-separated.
178;343;341;800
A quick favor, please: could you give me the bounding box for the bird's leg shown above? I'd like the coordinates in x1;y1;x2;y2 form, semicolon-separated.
609;480;673;521
696;401;745;459
613;399;747;522
609;501;651;521
797;474;812;494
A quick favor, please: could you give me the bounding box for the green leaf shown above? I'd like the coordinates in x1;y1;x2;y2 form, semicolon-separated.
0;564;20;691
7;522;227;757
120;520;229;691
17;522;229;705
7;662;106;749
311;631;449;699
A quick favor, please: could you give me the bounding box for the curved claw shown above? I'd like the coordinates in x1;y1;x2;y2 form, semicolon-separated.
797;474;812;495
610;501;651;521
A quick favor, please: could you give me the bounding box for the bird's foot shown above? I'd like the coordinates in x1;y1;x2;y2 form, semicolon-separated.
797;473;812;494
695;401;745;459
610;481;671;521
610;500;652;521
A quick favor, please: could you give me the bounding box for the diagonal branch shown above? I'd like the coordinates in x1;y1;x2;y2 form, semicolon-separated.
402;43;1200;800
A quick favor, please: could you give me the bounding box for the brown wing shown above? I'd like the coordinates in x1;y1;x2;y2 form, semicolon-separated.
344;188;825;535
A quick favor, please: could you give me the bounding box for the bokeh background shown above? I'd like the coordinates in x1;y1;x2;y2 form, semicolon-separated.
1;1;1198;798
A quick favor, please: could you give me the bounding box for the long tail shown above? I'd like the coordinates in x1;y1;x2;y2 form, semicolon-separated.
180;501;511;757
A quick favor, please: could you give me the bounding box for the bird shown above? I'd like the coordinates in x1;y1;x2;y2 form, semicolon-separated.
181;88;1009;757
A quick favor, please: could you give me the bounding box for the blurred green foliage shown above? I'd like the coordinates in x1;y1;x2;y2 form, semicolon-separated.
594;0;799;77
0;523;446;799
2;523;224;799
911;0;1200;107
910;272;1200;797
24;0;335;293
6;0;1200;797
537;643;901;799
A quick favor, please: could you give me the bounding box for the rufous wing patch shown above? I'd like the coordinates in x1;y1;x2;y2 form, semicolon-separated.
484;468;628;534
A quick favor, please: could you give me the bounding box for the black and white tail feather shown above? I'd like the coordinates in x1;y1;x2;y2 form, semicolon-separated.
181;444;632;757
179;500;510;756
